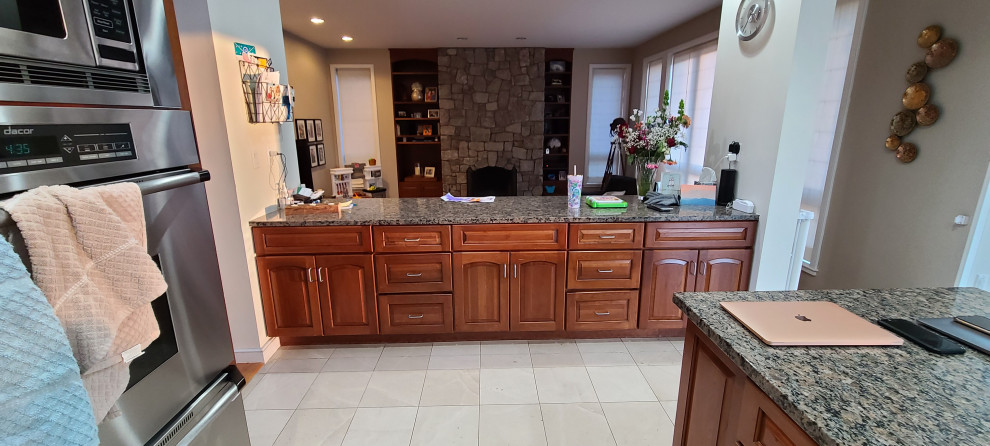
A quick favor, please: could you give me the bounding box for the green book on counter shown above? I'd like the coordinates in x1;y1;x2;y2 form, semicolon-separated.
585;196;628;208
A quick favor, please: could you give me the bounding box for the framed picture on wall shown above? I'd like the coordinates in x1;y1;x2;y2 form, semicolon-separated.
295;119;307;140
425;87;438;102
424;167;435;178
306;120;316;142
314;119;324;141
317;144;326;166
427;109;440;119
309;145;318;168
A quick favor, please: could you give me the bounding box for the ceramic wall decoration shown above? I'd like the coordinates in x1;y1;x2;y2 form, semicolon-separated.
884;25;959;164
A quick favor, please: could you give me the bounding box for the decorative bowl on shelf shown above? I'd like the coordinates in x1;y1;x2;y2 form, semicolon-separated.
545;185;556;194
548;61;567;72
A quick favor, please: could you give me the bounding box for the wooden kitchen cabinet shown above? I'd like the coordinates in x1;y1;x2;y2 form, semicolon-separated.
257;256;323;337
675;322;815;446
510;251;566;331
640;249;752;330
453;252;510;332
316;255;379;335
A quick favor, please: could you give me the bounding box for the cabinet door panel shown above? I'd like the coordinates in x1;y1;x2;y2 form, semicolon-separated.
317;255;378;335
510;251;566;331
640;250;698;330
735;380;817;446
453;252;510;332
257;256;322;337
698;249;752;292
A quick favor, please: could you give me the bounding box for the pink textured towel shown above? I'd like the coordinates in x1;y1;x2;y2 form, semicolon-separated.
1;183;166;423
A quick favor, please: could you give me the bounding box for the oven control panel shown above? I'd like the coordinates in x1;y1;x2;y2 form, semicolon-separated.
0;123;137;174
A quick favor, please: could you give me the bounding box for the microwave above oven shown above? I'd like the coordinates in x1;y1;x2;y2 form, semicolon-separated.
1;0;139;71
0;0;181;108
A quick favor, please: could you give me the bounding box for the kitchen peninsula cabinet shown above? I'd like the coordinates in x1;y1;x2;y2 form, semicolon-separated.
249;195;758;342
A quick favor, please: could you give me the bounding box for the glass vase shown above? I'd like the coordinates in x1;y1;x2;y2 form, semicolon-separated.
635;159;658;197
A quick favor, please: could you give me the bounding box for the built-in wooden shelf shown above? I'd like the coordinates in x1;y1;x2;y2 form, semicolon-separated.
392;71;439;75
546;102;571;105
395;117;440;121
545;117;570;120
544;133;570;137
394;101;437;105
543;49;573;196
546;85;571;89
396;141;440;145
391;49;443;196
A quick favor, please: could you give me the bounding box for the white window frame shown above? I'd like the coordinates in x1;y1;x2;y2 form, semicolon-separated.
328;64;382;166
802;0;869;275
584;63;631;188
638;31;718;113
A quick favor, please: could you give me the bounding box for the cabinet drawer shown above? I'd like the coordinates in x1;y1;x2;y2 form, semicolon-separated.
375;254;452;294
568;223;644;250
253;226;372;255
566;290;638;331
378;294;453;334
452;224;567;251
567;251;643;290
645;221;756;249
373;225;451;252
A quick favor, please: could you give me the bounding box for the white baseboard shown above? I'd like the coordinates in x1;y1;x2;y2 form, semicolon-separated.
233;337;281;363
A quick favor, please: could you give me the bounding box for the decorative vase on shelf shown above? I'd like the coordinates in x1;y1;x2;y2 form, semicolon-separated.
410;82;424;102
635;159;658;196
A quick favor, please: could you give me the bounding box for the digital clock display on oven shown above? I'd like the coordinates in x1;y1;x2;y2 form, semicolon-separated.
0;135;60;160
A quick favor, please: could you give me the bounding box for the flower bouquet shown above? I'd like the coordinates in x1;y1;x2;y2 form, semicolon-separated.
613;91;690;195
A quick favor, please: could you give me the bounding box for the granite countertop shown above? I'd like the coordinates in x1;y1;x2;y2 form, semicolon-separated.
249;195;758;227
674;287;990;446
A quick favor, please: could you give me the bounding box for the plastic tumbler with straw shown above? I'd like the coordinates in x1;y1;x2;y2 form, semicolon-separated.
567;165;582;208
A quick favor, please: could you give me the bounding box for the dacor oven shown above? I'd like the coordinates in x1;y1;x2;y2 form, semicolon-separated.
0;0;181;108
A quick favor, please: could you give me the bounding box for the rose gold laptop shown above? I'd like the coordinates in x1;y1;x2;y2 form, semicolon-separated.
720;301;904;346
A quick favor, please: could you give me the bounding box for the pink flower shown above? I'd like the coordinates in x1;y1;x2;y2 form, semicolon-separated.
645;163;659;169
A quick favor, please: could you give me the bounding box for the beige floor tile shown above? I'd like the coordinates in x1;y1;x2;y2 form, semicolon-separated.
429;354;481;370
585;366;657;403
375;355;431;371
639;365;682;401
533;367;598;403
276;346;336;360
629;350;682;366
601;402;674;446
273;408;355;446
660;400;679;424
481;340;531;355
341;407;418;446
410;405;480;446
481;354;533;369
580;352;636;366
432;341;482;356
541;403;616;446
330;345;384;358
359;370;427;407
243;373;318;410
322;356;379;372
622;338;679;353
267;358;329;373
245;409;293;446
530;353;584;368
420;369;481;406
380;343;434;357
575;339;628;353
529;340;580;355
479;404;547;446
480;368;539;404
298;372;372;409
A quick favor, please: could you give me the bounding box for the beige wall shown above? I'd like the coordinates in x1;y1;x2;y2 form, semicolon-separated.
801;0;990;289
629;7;721;111
324;49;399;197
173;0;297;362
283;32;336;190
569;48;635;183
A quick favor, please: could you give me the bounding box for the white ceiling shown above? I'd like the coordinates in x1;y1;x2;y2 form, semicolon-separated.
279;0;721;49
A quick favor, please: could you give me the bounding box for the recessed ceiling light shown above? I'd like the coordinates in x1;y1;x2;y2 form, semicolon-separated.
310;17;325;24
456;37;468;41
341;35;354;42
515;37;527;40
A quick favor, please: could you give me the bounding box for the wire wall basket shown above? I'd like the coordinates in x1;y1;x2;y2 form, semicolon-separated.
239;58;291;123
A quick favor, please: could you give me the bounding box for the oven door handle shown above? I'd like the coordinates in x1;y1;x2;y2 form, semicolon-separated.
133;170;211;195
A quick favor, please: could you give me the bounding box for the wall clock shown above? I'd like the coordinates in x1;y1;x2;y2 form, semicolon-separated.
736;0;772;41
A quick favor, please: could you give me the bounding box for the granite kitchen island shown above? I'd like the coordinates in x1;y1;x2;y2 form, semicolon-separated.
672;287;990;446
247;196;758;343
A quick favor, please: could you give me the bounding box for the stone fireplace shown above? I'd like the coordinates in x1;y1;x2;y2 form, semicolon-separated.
438;48;545;196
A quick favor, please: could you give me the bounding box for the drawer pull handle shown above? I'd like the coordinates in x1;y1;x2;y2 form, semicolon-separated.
307;268;314;283
407;314;425;319
403;237;421;242
597;269;614;273
595;311;611;316
598;235;617;239
405;272;423;277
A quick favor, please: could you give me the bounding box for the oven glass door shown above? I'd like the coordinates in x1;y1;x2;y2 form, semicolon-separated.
0;0;97;67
